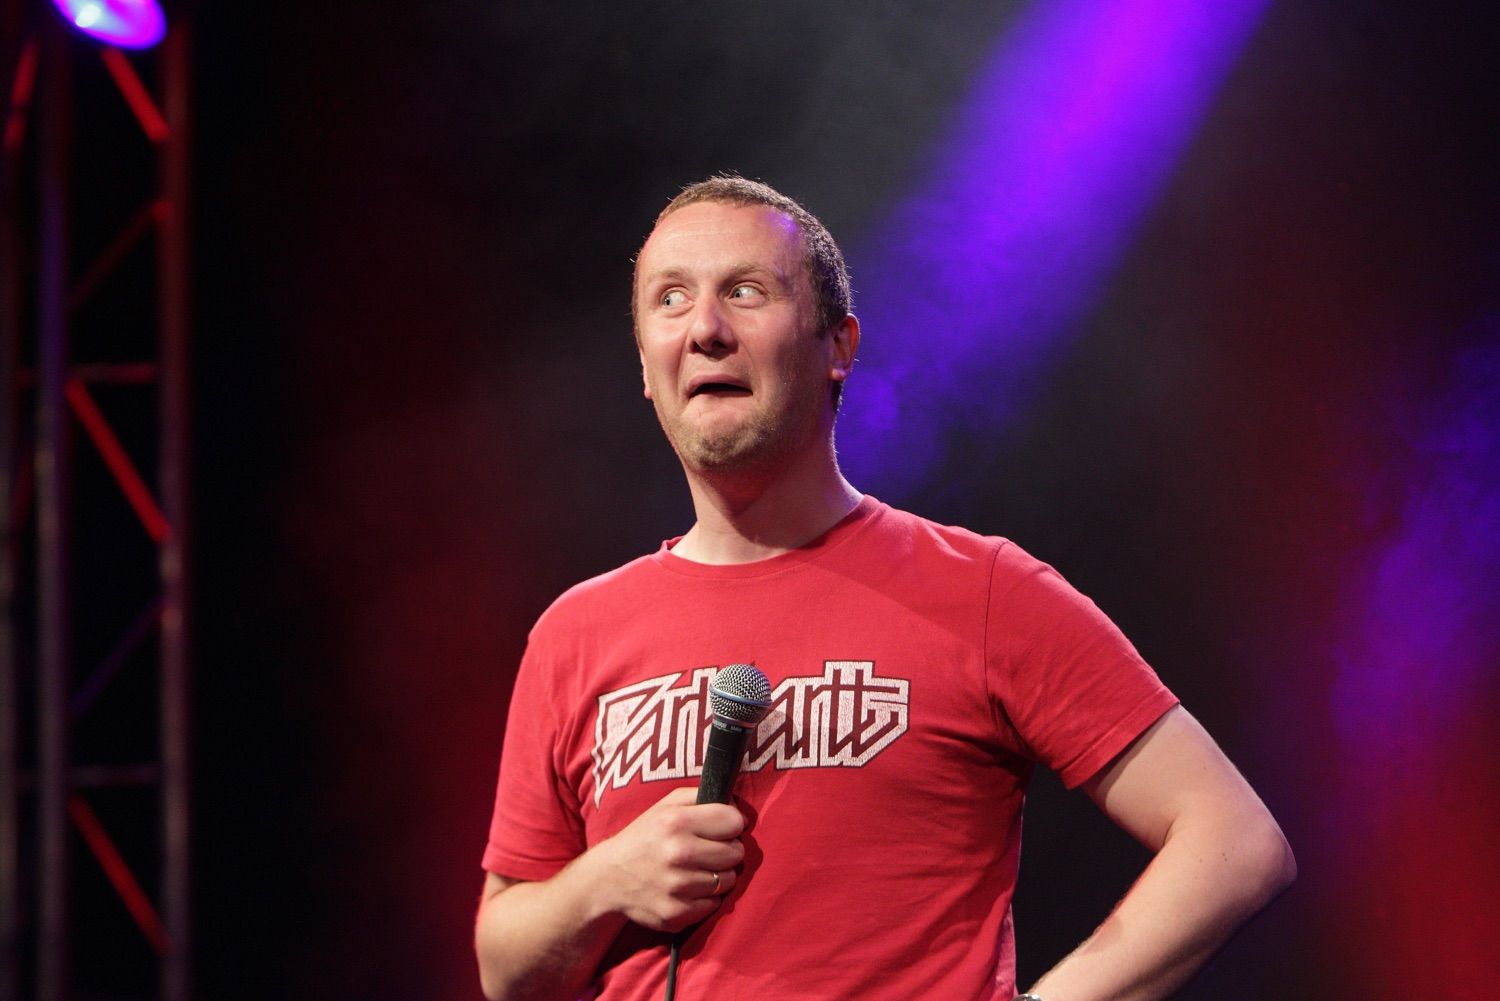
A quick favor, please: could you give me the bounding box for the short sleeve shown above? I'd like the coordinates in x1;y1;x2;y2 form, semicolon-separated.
481;633;588;880
985;542;1178;789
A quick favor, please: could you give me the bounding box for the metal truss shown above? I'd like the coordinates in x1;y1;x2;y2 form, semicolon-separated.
2;3;191;999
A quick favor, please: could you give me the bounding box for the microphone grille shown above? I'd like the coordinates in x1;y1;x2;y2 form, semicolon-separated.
709;663;772;726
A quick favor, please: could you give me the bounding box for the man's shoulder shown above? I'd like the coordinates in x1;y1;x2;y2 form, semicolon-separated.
870;500;1057;584
872;499;1009;562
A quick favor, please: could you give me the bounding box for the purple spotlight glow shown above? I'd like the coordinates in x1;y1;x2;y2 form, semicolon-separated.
51;0;165;50
1330;334;1500;754
840;0;1269;499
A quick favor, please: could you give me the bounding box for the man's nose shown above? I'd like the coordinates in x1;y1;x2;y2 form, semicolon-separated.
688;297;736;354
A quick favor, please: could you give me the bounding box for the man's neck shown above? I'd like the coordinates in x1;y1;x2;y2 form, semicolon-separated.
672;444;862;565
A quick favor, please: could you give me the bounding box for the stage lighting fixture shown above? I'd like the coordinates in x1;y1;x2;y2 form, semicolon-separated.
51;0;166;49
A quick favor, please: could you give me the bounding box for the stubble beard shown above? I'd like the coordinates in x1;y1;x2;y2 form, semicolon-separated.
654;378;827;482
657;401;786;477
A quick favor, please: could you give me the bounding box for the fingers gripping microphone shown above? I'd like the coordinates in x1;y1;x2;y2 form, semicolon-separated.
667;665;772;1001
696;664;772;804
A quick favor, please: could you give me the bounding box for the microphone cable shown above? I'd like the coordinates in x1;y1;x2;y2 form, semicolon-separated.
664;935;683;1001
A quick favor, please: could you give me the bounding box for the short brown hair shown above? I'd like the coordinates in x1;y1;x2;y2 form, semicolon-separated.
633;175;852;337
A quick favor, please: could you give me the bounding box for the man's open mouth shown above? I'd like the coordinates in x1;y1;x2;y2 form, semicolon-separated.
689;382;752;397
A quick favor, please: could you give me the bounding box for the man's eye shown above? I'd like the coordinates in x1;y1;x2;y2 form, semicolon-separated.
661;290;687;307
729;285;763;300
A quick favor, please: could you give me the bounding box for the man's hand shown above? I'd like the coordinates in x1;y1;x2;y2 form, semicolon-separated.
590;786;745;931
475;786;745;1001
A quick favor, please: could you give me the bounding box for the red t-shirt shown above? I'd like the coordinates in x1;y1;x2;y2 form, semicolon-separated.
484;497;1177;1000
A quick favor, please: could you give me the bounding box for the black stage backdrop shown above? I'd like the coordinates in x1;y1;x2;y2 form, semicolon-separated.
175;2;1500;999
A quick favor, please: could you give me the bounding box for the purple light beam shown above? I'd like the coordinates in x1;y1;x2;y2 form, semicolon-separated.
840;0;1269;499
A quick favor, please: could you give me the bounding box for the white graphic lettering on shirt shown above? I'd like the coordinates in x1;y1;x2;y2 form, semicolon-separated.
590;661;910;805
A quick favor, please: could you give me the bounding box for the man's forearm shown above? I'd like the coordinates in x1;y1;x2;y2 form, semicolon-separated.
1025;808;1296;1001
476;788;746;1001
475;859;629;1001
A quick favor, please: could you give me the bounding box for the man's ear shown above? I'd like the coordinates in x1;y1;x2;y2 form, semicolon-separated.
639;348;653;400
828;313;861;383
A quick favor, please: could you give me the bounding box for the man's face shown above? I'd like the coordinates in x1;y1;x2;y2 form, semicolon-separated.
634;201;852;476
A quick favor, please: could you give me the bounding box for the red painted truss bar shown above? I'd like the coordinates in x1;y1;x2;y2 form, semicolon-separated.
99;47;167;144
2;36;35;153
13;764;161;793
16;362;160;386
68;199;168;314
64;376;171;543
67;795;170;956
74;361;159;384
69;764;161;788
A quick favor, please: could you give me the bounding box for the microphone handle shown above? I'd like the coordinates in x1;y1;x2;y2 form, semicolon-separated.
696;720;749;804
669;718;752;1000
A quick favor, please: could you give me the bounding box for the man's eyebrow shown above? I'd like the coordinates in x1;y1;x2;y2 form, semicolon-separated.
640;266;688;286
723;262;791;285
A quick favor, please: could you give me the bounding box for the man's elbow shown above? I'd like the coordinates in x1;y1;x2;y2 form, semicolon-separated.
476;942;524;1001
475;930;503;1001
474;907;544;1001
474;902;514;1001
1241;812;1297;908
1270;824;1297;897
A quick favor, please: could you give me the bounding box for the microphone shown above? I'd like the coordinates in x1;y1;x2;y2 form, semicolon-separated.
696;663;772;804
666;664;772;1001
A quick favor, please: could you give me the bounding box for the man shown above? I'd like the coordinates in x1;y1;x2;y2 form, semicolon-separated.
475;176;1294;1001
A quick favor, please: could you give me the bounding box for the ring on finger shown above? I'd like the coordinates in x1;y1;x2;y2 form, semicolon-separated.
708;870;721;895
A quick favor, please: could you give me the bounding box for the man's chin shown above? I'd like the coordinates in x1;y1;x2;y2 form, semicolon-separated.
680;440;760;472
672;428;777;475
659;406;818;479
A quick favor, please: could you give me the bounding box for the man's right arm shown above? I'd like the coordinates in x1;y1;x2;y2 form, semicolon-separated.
475;787;745;1001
